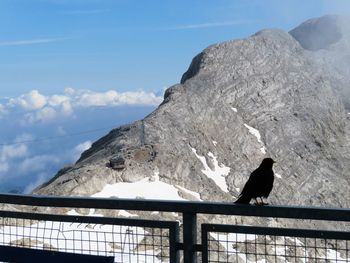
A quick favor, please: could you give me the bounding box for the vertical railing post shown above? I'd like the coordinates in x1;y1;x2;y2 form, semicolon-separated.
183;212;197;263
201;224;208;263
169;223;180;263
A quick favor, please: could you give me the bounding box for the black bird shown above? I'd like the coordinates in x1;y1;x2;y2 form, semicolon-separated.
235;158;276;205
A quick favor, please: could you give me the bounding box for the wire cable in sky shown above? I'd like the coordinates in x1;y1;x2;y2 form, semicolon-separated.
0;125;117;146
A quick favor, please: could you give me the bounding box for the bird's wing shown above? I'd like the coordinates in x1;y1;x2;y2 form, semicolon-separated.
263;171;275;197
239;169;260;197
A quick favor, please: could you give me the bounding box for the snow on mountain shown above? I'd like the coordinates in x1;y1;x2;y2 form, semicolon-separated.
275;173;282;179
243;124;267;154
191;147;230;193
230;107;238;113
92;171;200;201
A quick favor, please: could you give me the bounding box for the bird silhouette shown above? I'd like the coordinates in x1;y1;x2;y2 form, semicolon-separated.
235;158;276;205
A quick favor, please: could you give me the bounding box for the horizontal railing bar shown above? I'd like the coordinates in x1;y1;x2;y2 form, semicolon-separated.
202;223;350;240
0;245;115;263
0;210;179;229
0;193;350;221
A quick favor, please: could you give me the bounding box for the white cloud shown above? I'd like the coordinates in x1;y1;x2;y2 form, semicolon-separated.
117;91;163;105
36;107;57;122
75;141;92;153
0;37;68;47
23;107;57;124
19;155;60;174
0;104;6;115
4;88;163;125
1;144;28;161
9;90;47;110
0;135;30;176
0;138;91;189
72;141;92;161
78;90;118;106
23;173;49;194
61;101;74;115
77;90;162;107
48;94;70;107
64;87;76;95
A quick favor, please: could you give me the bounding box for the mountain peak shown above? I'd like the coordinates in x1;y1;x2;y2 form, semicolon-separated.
35;16;350;212
181;28;300;84
289;15;344;51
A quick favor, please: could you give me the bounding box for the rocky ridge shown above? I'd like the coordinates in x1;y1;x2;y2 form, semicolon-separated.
35;15;350;213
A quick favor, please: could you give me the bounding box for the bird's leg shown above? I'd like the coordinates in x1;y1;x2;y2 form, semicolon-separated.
253;198;259;205
262;197;269;205
259;197;264;205
254;198;263;206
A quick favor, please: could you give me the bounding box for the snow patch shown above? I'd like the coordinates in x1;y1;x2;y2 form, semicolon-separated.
66;209;80;216
67;209;103;217
275;173;282;179
191;147;230;193
210;234;349;262
326;249;347;261
0;221;160;262
210;232;256;261
244;123;267;154
231;107;238;112
118;210;138;217
92;171;186;201
212;140;218;146
175;185;202;201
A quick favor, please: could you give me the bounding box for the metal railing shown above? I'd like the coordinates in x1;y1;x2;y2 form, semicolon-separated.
0;210;179;263
202;224;350;263
0;193;349;263
0;245;115;263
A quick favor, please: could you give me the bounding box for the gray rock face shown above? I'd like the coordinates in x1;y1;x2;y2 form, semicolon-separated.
35;16;350;211
289;15;342;51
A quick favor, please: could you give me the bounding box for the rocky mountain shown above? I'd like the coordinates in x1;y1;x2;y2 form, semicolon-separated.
35;15;350;210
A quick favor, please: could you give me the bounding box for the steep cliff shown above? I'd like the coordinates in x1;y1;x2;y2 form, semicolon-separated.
35;15;350;210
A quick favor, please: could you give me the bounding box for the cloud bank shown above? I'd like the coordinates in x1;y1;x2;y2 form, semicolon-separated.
0;134;30;175
3;88;163;124
0;88;160;193
18;140;92;194
0;132;93;193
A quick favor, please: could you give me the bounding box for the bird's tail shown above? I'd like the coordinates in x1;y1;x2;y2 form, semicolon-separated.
234;195;251;204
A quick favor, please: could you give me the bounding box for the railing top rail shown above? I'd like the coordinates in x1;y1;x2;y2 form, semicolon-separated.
0;193;349;221
202;223;350;240
0;210;179;229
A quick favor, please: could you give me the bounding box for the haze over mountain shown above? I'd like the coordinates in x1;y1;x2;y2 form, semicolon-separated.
35;15;350;210
0;88;161;192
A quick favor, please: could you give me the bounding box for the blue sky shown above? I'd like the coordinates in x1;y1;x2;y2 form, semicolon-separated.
1;0;349;97
0;0;350;193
